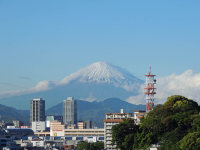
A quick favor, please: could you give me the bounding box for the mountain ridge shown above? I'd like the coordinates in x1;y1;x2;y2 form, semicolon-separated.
0;62;144;109
47;97;146;127
0;103;29;124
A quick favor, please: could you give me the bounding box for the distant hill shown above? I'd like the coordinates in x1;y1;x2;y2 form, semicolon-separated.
0;104;29;125
46;97;146;127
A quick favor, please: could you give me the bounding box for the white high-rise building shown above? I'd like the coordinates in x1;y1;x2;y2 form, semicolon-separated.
104;109;132;150
63;97;77;127
30;98;45;132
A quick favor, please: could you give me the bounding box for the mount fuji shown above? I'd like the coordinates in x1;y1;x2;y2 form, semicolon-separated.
0;62;144;109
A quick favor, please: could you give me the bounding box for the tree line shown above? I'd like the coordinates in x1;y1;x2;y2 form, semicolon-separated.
112;95;200;150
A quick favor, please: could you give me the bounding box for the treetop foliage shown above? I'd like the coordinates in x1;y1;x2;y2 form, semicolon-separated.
77;141;104;150
112;95;200;150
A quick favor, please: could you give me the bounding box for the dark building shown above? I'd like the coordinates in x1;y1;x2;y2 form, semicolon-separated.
30;98;45;132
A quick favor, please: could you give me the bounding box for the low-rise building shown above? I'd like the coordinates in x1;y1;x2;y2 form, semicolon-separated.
78;121;92;129
31;137;45;147
77;122;86;129
46;115;63;129
50;121;65;136
13;121;23;128
5;128;34;138
64;128;104;137
64;128;104;143
34;131;50;136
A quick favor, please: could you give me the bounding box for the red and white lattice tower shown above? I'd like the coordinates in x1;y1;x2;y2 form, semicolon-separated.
145;66;156;112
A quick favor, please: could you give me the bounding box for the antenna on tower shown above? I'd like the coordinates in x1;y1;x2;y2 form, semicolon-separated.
145;66;156;112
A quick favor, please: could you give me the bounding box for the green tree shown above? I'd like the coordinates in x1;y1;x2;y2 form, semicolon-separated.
111;118;139;150
77;141;90;150
178;132;200;150
111;95;200;150
90;141;104;150
192;116;200;132
77;141;104;150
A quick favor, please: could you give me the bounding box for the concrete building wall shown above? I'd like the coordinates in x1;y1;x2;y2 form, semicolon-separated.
63;97;77;126
32;122;45;132
50;122;65;137
64;128;104;137
78;122;85;129
104;111;132;150
30;98;46;132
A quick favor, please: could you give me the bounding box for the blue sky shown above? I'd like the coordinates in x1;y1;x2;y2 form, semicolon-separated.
0;0;200;93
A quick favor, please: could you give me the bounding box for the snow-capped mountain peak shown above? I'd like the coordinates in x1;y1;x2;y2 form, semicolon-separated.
61;62;143;91
79;62;125;82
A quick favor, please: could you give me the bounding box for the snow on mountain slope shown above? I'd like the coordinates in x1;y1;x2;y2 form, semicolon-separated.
60;62;143;92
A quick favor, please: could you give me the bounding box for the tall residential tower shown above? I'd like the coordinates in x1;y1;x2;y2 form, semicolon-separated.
63;97;77;127
30;98;45;132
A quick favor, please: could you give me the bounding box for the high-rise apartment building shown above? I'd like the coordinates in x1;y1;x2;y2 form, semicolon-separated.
104;109;132;150
63;97;77;127
30;98;45;132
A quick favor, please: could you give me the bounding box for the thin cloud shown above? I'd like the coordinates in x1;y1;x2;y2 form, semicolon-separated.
18;76;32;80
127;70;200;105
0;80;57;98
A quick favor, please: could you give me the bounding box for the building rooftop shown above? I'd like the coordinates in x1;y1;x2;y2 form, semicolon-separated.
103;119;124;123
105;113;132;115
32;98;44;101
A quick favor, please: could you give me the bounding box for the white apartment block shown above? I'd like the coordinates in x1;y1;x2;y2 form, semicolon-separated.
104;109;132;150
32;122;45;132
